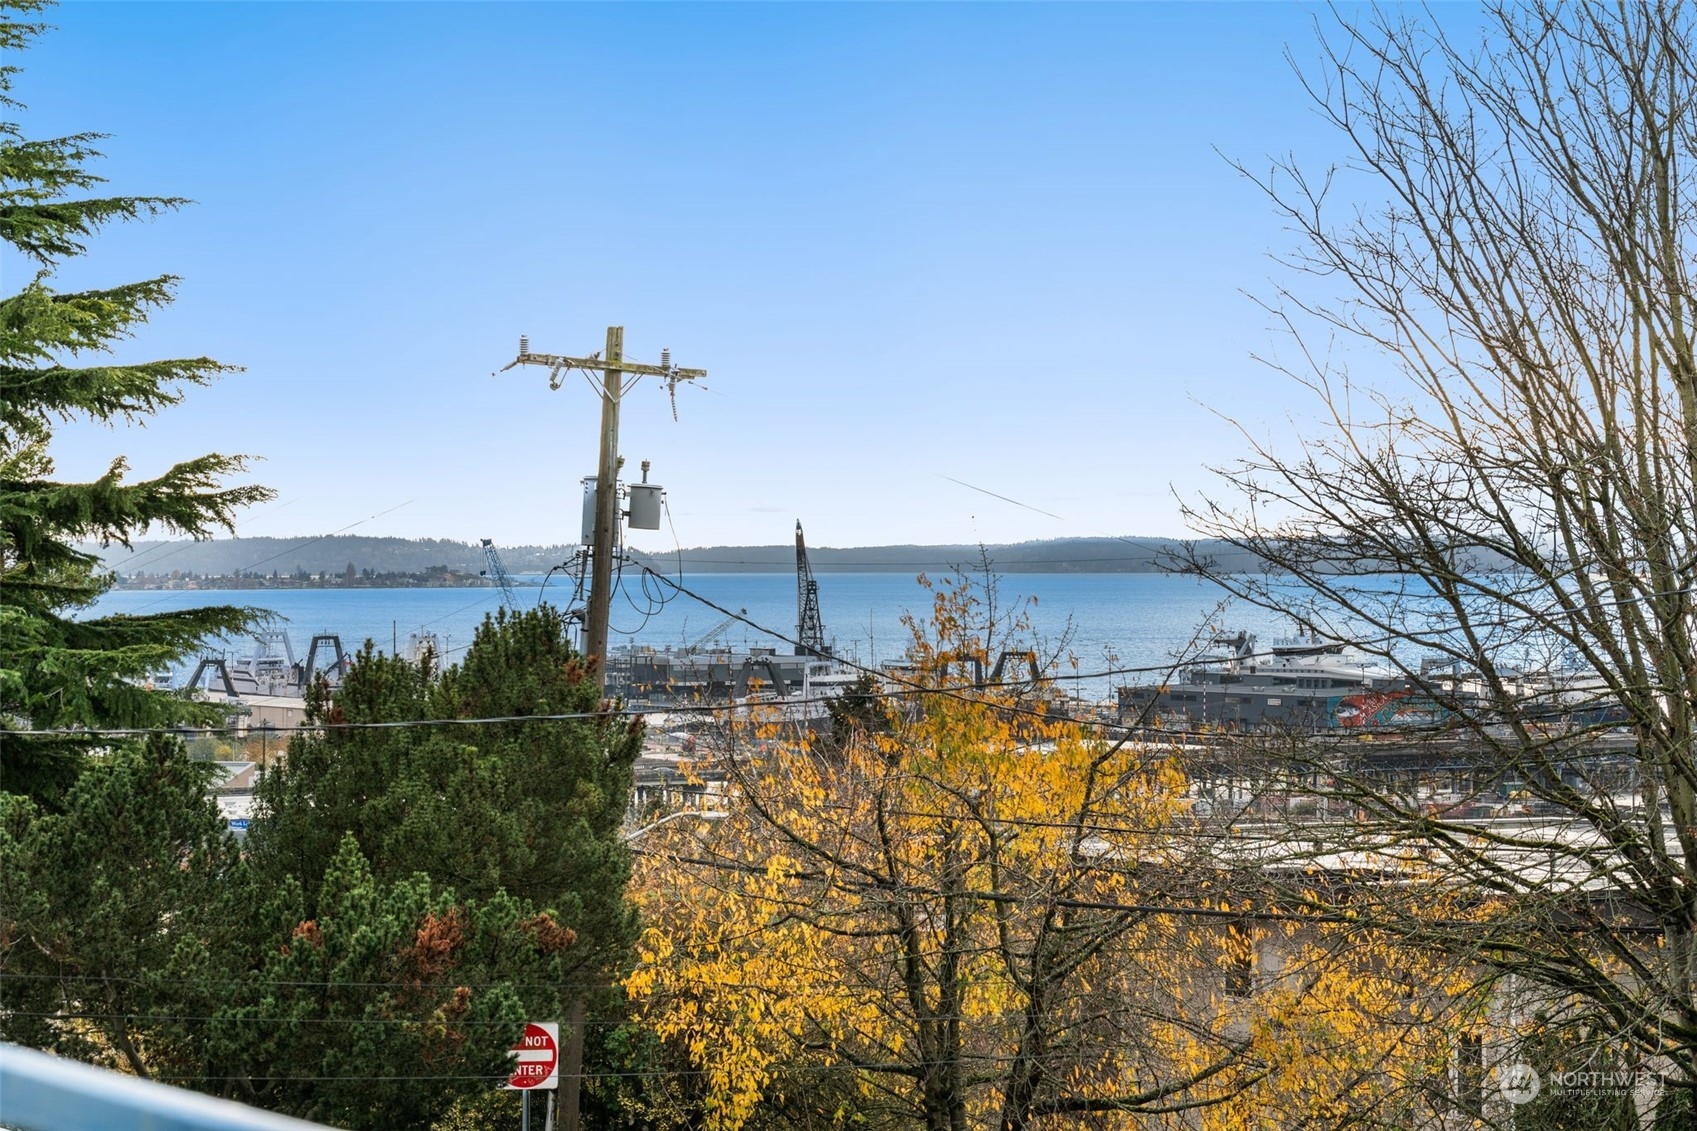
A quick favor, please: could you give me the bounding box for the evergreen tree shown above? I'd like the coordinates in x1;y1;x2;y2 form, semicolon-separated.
0;13;631;1123
205;834;572;1129
0;0;272;803
254;606;642;980
0;733;582;1127
0;738;246;1077
249;606;643;1119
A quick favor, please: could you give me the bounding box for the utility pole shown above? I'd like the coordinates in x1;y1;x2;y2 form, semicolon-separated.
588;325;623;691
495;327;704;1131
497;327;705;694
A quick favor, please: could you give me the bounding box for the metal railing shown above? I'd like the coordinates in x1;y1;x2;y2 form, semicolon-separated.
0;1043;330;1131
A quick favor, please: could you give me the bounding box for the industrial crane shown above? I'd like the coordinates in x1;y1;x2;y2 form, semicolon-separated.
684;608;747;654
795;521;829;658
480;538;519;611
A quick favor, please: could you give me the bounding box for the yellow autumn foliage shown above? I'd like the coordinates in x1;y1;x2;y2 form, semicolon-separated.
626;576;1484;1130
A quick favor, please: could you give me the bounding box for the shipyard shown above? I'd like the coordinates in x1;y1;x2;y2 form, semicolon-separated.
164;519;1649;859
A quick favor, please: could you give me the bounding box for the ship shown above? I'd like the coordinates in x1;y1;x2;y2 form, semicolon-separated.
608;519;854;717
1117;630;1442;731
736;658;862;725
183;629;350;699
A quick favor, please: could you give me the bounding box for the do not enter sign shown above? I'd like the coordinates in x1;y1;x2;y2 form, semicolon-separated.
505;1021;559;1091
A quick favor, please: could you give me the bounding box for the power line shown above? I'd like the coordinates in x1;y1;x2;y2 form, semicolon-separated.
22;563;1199;737
108;550;1198;574
631;842;1668;934
939;475;1067;521
34;561;1630;746
619;561;1163;724
113;501;418;616
0;972;622;993
0;1008;635;1030
103;497;303;573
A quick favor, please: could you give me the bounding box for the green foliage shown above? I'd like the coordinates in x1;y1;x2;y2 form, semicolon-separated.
1;613;640;1127
0;1;273;804
1657;1088;1697;1131
583;1023;700;1130
1509;1021;1641;1130
253;606;642;982
429;1089;527;1131
0;12;643;1128
205;834;571;1130
245;606;643;1124
824;671;888;749
0;737;247;1077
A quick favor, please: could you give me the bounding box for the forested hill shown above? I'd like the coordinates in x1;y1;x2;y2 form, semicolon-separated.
637;537;1262;574
84;535;1263;578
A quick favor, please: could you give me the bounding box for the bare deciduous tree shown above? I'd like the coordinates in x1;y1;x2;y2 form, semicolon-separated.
1184;0;1697;1101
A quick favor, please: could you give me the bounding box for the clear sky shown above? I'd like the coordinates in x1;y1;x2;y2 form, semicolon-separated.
19;1;1482;552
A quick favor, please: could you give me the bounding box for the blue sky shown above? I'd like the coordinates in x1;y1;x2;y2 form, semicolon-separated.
20;1;1482;551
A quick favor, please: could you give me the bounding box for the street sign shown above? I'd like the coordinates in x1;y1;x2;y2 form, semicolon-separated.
505;1021;559;1091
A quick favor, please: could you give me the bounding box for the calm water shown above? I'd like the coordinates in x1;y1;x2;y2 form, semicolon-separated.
88;572;1299;699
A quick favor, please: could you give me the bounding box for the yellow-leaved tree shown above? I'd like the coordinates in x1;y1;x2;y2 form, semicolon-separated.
626;575;1479;1130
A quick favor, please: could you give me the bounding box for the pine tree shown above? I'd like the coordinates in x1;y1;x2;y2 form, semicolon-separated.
248;607;644;1121
252;605;643;995
0;0;273;803
0;737;247;1077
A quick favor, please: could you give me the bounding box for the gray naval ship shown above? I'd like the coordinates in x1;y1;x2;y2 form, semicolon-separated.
1117;630;1441;731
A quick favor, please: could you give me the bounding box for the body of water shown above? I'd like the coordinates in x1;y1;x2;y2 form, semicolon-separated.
88;571;1302;700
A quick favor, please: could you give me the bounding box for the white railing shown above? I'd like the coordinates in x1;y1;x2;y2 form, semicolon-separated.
0;1042;330;1131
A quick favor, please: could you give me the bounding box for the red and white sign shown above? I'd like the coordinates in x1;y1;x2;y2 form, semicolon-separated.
505;1021;559;1091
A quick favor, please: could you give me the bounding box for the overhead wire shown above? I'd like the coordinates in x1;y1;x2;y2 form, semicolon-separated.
620;548;1196;570
610;548;674;636
416;590;504;630
537;552;586;608
44;553;1631;749
617;561;1244;733
0;1007;632;1030
135;1042;1219;1084
611;559;1496;699
0;971;626;994
113;500;418;617
662;496;686;586
608;493;696;635
100;497;303;575
606;540;660;636
19;566;1565;741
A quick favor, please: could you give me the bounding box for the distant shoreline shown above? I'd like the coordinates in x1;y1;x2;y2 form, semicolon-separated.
87;533;1256;582
107;570;492;592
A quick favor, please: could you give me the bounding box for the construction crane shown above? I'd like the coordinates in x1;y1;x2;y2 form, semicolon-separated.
480;538;519;611
685;607;747;654
795;520;829;658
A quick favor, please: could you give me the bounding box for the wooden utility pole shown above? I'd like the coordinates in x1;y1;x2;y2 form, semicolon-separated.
496;327;706;693
588;326;623;691
495;327;704;1131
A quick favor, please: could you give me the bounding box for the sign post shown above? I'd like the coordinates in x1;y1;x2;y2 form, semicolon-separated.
505;1022;559;1131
